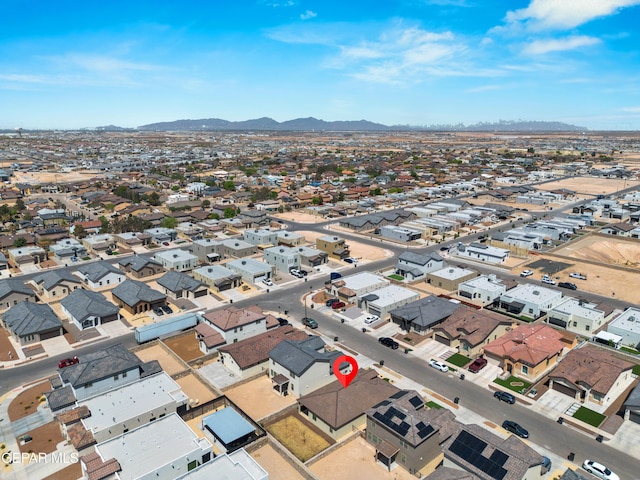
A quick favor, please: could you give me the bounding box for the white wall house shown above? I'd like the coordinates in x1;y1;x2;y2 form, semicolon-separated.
457;274;507;306
499;283;563;319
457;243;510;264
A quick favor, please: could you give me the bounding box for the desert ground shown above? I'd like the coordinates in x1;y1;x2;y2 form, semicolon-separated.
556;235;640;268
537;176;640;196
297;230;393;263
12;170;106;184
273;211;325;224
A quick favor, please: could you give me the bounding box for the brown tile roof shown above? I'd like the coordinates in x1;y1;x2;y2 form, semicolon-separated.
66;422;96;450
483;323;565;366
81;453;122;480
202;305;265;331
194;323;225;348
549;345;634;395
298;369;401;429
432;308;514;347
218;325;308;369
55;405;91;425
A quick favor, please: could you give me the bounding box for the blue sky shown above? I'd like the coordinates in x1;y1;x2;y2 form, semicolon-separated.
2;0;640;130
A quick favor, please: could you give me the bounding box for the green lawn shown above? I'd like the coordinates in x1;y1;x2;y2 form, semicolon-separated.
388;274;404;281
632;364;640;376
426;401;442;409
446;353;472;368
620;346;639;355
493;376;531;394
573;406;606;428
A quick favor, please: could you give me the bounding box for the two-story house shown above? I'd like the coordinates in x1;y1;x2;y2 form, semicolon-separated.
394;251;445;281
152;249;199;272
31;270;82;300
201;305;267;344
74;261;126;290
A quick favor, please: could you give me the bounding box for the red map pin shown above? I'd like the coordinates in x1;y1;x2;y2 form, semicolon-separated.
333;355;359;388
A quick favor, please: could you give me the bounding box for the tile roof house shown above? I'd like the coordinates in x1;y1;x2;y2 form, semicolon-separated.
60;289;121;330
201;305;267;344
31;270;82;299
217;325;309;379
74;261;126;290
483;324;576;383
298;369;400;441
389;295;462;335
156;270;209;300
1;302;63;345
0;278;38;312
268;336;344;398
431;308;515;358
548;345;635;409
118;254;164;278
111;279;166;315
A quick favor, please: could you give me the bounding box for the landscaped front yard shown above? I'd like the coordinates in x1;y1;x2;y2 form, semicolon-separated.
446;353;472;368
494;376;531;394
573;406;606;428
265;414;331;462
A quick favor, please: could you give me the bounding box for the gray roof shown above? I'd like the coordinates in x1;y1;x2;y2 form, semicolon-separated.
269;337;341;377
112;279;166;307
45;385;76;412
75;261;123;282
624;382;640;410
118;254;163;272
61;289;120;322
157;270;206;293
3;302;62;337
389;295;461;328
59;344;143;388
0;278;35;300
398;251;443;265
424;468;480;480
32;270;81;290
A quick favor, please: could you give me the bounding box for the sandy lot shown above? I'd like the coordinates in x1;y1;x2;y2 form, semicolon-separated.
18;421;62;455
12;170;106;184
310;436;419;480
42;462;82;480
224;375;296;421
250;443;305;480
8;383;49;421
297;230;392;263
537;177;640;196
555;235;640;268
134;344;188;376
273;211;325;224
175;373;217;404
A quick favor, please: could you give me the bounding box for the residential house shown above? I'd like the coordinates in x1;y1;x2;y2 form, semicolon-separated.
192;265;242;293
243;228;279;247
328;272;389;303
111;279;166;315
118;255;165;279
548;345;634;410
395;251;445;281
227;258;273;284
426;267;477;291
49;238;88;261
379;225;422;242
190;238;222;263
7;245;47;267
113;231;152;249
547;298;609;336
457;275;507;307
157;270;208;301
219;239;257;259
298;369;400;441
82;233;115;254
389;295;462;335
623;382;640;424
0;278;38;311
277;230;305;247
201;305;267;345
316;235;350;259
2;302;63;345
74;261;126;290
296;246;328;268
268;336;344;398
263;246;300;272
153;249;199;272
607;307;640;348
483;324;576;382
457;243;510;264
431;309;515;358
144;227;178;243
31;270;82;299
358;285;420;320
60;289;121;330
498;283;564;319
218;325;309;379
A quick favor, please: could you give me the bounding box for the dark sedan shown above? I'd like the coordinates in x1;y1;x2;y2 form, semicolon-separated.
379;337;399;349
502;420;529;438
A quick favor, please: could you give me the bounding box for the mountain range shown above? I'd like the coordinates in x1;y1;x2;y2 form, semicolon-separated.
136;117;586;132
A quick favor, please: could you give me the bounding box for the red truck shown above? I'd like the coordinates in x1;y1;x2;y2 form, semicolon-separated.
58;356;79;369
468;357;487;373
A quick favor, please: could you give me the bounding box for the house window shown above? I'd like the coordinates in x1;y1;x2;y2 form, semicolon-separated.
585;325;590;331
99;281;103;286
188;460;198;471
528;308;533;314
372;434;378;443
114;374;119;380
401;454;406;464
122;371;127;378
593;392;603;401
573;321;577;327
85;382;93;389
521;365;529;375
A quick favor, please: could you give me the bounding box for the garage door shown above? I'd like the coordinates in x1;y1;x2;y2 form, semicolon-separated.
629;411;640;425
552;382;576;398
194;290;208;298
433;334;450;346
40;329;60;340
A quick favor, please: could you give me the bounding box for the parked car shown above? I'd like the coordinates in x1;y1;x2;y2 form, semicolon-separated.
326;298;339;307
502;420;529;438
439;246;449;251
162;242;170;246
290;269;304;278
302;317;318;329
346;257;359;264
343;257;354;264
379;337;399;349
364;315;379;324
330;272;342;281
153;307;165;316
582;460;619;480
541;275;556;285
468;357;488;373
558;282;577;290
569;272;588;280
429;359;449;372
493;391;516;404
331;301;346;310
161;305;173;314
262;278;274;286
277;317;291;326
58;356;79;369
520;270;534;277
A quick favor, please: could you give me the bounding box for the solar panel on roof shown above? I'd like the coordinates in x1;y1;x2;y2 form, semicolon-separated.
409;395;423;409
390;391;406;399
449;430;508;480
490;450;509;466
417;424;434;439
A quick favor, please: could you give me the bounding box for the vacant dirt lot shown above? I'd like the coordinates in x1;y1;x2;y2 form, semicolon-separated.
163;332;203;362
538;176;640;196
9;383;49;421
555;235;640;268
297;230;392;263
0;328;18;361
273;211;325;224
18;421;62;455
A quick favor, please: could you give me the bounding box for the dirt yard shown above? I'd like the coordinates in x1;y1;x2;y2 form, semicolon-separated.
12;170;106;185
296;230;392;263
273;211;325;224
265;413;332;462
133;344;188;376
0;328;18;361
17;421;63;455
250;443;305;480
42;462;82;480
224;375;296;421
8;383;49;422
163;332;203;362
175;373;217;404
538;177;640;196
555;235;640;268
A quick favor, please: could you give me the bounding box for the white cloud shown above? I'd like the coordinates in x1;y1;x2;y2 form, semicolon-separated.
505;0;640;31
300;10;317;20
621;106;640;113
523;35;600;55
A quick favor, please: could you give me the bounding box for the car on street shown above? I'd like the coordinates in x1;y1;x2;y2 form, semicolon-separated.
379;337;399;349
302;317;318;329
582;460;619;480
502;420;529;438
364;315;379;324
468;357;488;373
570;272;588;280
493;391;516;404
558;282;578;290
58;356;79;369
162;242;170;246
520;270;534;277
161;305;173;314
331;301;346;310
262;278;274;286
429;359;449;372
541;275;556;285
440;246;449;251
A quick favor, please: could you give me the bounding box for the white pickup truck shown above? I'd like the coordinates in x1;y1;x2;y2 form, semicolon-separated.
569;272;587;280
